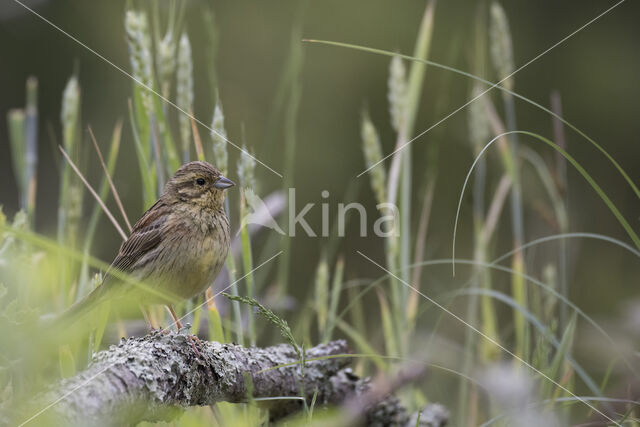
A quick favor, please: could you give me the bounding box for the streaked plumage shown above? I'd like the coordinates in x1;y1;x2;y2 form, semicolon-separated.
55;161;233;326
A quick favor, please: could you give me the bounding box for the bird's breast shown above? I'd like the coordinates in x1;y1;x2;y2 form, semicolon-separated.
149;208;230;301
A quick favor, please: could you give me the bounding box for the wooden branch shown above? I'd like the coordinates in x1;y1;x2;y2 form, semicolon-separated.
23;332;448;426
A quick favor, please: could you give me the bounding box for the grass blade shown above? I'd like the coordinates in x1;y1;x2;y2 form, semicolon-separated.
303;40;640;202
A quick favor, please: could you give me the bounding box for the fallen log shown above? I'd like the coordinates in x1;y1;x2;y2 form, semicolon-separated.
18;331;447;426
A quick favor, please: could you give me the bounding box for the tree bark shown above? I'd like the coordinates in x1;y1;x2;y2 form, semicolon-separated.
23;331;448;426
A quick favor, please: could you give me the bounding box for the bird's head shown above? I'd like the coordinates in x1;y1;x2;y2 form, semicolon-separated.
164;161;235;209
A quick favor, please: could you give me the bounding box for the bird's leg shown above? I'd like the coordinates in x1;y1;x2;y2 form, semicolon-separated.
166;305;200;356
166;305;183;330
139;305;156;333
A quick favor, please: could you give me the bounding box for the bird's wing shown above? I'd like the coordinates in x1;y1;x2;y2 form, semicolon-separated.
53;201;172;325
108;200;169;276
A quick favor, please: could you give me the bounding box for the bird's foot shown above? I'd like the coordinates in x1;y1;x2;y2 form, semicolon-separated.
187;334;201;357
177;322;192;335
148;325;169;334
174;323;200;356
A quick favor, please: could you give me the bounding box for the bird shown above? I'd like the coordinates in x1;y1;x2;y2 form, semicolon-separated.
54;161;234;341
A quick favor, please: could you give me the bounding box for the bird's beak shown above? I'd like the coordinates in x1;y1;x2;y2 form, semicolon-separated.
213;175;235;190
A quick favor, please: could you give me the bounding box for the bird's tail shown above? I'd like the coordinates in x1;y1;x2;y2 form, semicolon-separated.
49;284;107;330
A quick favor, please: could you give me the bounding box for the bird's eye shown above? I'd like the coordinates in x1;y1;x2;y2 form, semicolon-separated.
196;178;206;186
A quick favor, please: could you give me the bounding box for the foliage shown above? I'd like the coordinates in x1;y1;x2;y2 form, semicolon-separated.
1;1;638;426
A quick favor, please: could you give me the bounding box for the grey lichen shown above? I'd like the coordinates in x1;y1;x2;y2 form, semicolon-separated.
29;332;345;425
21;332;447;426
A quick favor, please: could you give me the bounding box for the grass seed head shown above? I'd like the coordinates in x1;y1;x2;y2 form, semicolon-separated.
468;84;491;155
60;76;80;140
237;145;256;191
210;98;228;176
125;11;155;113
361;110;387;205
489;2;515;90
157;32;176;93
176;33;194;156
388;55;407;133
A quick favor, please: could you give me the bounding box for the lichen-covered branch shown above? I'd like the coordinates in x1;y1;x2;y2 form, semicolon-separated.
21;332;447;426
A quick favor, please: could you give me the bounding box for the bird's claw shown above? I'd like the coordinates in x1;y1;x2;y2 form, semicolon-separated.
177;322;192;335
174;323;201;357
148;326;171;335
187;335;201;357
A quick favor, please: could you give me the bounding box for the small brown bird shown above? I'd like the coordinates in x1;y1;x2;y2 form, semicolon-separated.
55;161;234;334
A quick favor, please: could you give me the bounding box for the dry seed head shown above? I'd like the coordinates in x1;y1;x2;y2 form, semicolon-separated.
60;76;80;131
489;2;515;90
210;99;228;175
61;76;80;155
388;55;407;133
157;32;176;91
125;11;154;113
176;33;194;153
468;84;491;155
237;144;256;191
361;111;387;205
